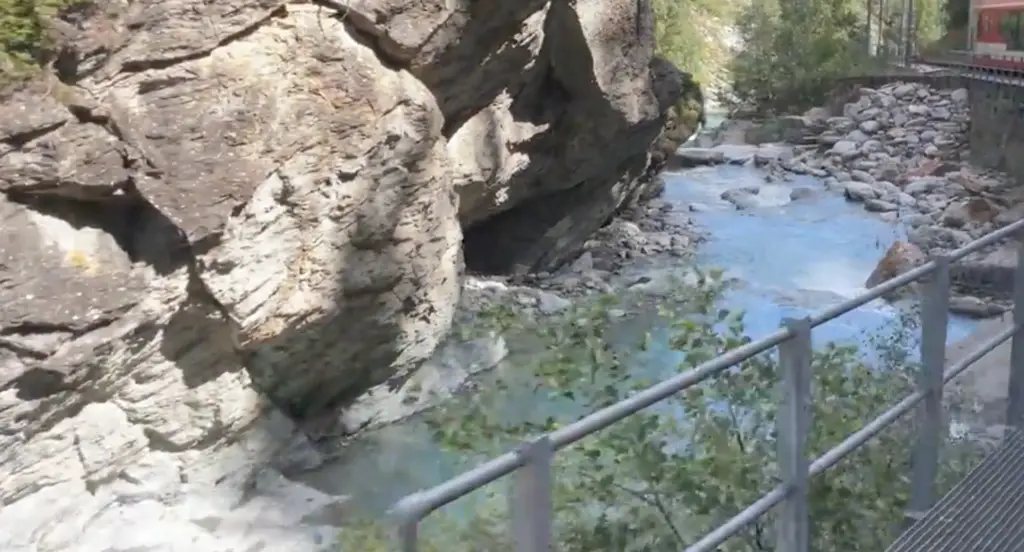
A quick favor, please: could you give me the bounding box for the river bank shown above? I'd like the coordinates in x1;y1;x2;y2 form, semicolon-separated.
316;79;1024;526
310;171;989;542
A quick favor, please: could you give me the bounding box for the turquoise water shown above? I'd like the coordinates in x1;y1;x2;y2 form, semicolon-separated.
310;128;978;520
664;165;976;349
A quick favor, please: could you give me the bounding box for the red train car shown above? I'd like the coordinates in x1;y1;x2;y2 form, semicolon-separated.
973;0;1024;70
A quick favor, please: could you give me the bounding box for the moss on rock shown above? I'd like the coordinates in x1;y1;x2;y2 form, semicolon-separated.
659;72;706;155
0;0;81;85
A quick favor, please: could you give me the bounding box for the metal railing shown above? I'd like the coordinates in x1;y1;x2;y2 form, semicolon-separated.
388;219;1024;552
916;51;1024;84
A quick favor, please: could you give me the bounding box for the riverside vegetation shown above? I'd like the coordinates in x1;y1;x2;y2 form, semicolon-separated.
338;272;989;550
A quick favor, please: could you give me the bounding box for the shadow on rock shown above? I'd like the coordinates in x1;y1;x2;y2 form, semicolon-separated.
462;0;689;276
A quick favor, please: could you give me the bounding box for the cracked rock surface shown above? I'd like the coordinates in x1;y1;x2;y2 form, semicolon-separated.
0;0;688;549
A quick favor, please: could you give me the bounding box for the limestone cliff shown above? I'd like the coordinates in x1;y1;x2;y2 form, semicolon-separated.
0;0;691;546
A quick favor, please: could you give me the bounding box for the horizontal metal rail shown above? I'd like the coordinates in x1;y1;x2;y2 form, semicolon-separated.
687;322;1022;552
388;215;1024;550
916;52;1024;85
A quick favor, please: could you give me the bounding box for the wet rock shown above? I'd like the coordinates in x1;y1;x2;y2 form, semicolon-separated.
674;148;727;166
673;144;793;168
789;187;817;201
537;292;573;314
721;187;761;210
843;181;878;201
949;295;1007;318
865;241;926;295
864;198;898;212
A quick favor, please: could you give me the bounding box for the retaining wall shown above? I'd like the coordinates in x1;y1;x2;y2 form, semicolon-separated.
827;72;1024;183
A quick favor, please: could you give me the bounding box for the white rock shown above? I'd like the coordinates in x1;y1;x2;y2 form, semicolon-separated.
843;181;878;201
830;140;858;156
858;120;881;133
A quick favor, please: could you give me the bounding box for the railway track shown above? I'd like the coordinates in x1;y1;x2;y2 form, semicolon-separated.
916;54;1024;86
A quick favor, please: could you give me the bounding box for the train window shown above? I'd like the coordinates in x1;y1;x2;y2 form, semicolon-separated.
1000;12;1014;45
1002;10;1024;50
1011;10;1019;50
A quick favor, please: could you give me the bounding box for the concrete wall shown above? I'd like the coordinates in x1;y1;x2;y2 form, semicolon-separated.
967;79;1024;180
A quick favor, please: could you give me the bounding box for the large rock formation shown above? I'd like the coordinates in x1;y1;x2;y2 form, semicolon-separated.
0;0;690;548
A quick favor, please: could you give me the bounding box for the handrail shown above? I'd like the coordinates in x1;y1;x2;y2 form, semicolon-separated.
917;52;1024;83
387;206;1024;550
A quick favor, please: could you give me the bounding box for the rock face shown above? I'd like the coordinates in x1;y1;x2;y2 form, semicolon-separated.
0;0;688;549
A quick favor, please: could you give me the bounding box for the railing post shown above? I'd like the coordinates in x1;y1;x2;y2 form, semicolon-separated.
510;435;554;552
1007;237;1024;428
392;501;421;552
776;317;813;552
907;255;951;523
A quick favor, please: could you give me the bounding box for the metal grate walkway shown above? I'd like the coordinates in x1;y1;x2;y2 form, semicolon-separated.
887;429;1024;552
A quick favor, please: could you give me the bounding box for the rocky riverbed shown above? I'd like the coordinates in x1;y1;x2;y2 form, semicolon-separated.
677;80;1023;318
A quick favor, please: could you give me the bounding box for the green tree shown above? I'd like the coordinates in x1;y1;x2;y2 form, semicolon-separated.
338;273;987;550
727;0;959;113
652;0;736;89
943;0;969;31
729;0;883;113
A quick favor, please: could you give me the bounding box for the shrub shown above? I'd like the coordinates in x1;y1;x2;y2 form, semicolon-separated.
0;0;84;85
337;271;988;550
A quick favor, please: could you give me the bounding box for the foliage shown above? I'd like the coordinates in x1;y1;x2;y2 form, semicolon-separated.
652;0;736;90
726;0;953;114
337;273;988;551
0;0;82;85
728;0;882;113
943;0;969;31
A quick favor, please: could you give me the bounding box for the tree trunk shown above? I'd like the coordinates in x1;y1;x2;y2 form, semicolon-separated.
867;0;875;55
878;0;887;56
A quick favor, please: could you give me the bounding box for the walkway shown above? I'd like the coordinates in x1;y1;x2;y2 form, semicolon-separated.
888;429;1024;552
883;312;1024;552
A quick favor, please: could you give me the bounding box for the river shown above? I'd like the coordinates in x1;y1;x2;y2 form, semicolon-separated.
301;117;979;527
